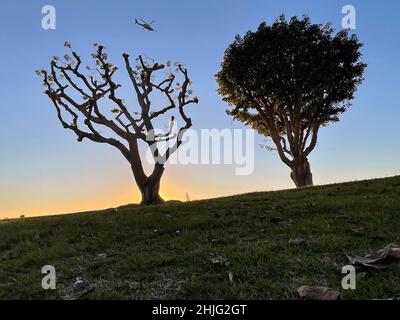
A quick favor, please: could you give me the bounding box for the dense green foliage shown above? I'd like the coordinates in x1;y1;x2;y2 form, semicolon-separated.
216;15;366;136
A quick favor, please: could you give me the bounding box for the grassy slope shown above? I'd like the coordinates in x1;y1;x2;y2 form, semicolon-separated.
1;176;400;300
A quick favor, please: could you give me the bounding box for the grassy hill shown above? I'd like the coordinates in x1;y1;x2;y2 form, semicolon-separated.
1;176;400;300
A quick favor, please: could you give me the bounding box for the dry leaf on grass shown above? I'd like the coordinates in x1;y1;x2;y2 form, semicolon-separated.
389;247;400;259
289;237;305;246
73;277;85;287
297;286;340;300
95;253;108;260
210;256;230;267
346;243;400;270
208;237;223;244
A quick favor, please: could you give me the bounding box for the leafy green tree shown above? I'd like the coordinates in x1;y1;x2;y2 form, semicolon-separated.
216;16;366;187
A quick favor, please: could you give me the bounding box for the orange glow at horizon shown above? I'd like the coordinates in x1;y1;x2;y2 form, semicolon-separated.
1;162;397;219
0;178;214;219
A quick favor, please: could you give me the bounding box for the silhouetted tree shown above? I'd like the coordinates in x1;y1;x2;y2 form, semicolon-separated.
37;43;198;204
216;16;366;187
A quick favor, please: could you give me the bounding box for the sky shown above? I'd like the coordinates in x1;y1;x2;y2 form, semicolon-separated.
0;0;399;218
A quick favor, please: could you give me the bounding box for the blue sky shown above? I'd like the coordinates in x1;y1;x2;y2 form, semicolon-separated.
0;0;399;217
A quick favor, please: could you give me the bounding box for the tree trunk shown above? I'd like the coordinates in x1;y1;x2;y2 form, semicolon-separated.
139;177;164;205
290;158;313;188
128;138;165;205
134;164;165;205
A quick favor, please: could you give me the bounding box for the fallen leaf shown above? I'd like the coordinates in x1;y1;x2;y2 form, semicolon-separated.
80;232;95;239
289;237;305;246
210;256;230;267
95;253;108;260
208;237;222;244
73;277;85;289
297;286;340;300
389;247;400;259
346;243;400;270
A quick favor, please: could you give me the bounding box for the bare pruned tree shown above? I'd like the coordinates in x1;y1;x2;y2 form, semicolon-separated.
37;43;198;205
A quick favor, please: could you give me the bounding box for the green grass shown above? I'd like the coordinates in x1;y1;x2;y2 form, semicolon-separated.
1;176;400;300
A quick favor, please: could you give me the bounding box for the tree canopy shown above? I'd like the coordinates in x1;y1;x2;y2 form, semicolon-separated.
216;15;366;187
37;43;198;204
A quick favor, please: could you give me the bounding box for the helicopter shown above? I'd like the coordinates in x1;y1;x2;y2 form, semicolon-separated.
135;18;156;32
